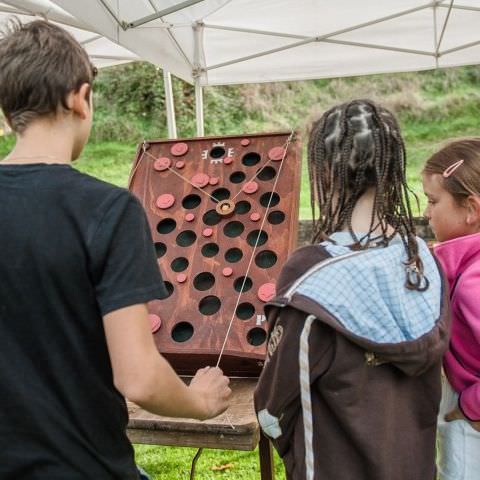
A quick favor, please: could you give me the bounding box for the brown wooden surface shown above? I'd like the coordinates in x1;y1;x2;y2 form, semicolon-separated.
127;378;260;451
129;132;301;376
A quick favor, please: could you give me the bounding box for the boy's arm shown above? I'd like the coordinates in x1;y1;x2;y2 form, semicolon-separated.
103;303;231;420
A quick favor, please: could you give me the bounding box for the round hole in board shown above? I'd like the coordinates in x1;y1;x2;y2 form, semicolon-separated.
201;243;219;258
247;328;267;346
242;152;261;167
230;171;246;184
234;276;253;293
182;194;202;210
235;201;251;215
157;218;177;234
212;188;231;202
268;210;286;225
255;250;278;269
171;257;189;272
176;230;197;247
203;209;222;226
247;230;268;247
155;242;167;258
171;322;194;342
225;247;243;263
236;302;255;320
210;146;226;159
159;281;174;300
199;296;221;316
256;166;277;181
260;192;280;208
224;221;244;238
193;272;216;291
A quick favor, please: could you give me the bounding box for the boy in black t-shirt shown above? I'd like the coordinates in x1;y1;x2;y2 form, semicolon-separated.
0;20;231;480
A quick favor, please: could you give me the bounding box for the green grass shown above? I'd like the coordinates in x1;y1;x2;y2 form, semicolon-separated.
134;445;286;480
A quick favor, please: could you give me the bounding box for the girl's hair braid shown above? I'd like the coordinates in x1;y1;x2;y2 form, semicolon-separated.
307;99;427;291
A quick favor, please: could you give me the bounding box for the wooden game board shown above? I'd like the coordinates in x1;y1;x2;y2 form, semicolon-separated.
129;132;301;376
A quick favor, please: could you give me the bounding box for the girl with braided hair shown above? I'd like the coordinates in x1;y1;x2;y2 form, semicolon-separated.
255;99;450;480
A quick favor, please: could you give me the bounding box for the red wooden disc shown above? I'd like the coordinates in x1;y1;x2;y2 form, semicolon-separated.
148;313;162;333
192;173;210;188
222;267;233;277
203;228;213;238
242;181;259;194
185;213;195;222
176;273;187;283
170;142;189;156
156;193;175;209
258;283;276;302
268;146;286;161
175;160;185;169
154;157;172;171
223;157;233;165
209;176;220;186
240;138;251;147
250;212;261;222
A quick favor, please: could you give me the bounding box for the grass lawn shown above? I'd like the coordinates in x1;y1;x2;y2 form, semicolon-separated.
135;445;286;480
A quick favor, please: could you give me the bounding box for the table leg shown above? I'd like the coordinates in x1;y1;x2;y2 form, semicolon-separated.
259;432;275;480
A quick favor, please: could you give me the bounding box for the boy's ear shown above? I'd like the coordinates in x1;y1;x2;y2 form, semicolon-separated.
465;195;480;226
66;83;91;120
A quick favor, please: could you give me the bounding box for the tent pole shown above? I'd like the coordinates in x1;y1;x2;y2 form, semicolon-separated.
163;70;177;139
195;78;204;137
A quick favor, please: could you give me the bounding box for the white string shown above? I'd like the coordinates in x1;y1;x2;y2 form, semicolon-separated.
141;144;219;203
215;131;295;369
231;156;275;202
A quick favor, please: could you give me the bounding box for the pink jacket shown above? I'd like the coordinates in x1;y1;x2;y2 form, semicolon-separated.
434;232;480;421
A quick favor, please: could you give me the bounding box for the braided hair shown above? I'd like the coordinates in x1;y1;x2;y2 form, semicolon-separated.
308;99;427;291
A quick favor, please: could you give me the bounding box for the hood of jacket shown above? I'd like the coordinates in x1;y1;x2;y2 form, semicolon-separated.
269;232;450;377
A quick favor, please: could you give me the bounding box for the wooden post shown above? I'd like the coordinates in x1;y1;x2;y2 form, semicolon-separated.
258;432;275;480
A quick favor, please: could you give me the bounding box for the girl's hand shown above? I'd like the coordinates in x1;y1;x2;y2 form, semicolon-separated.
445;407;480;432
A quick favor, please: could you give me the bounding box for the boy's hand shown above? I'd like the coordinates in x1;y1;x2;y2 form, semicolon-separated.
189;367;232;420
445;407;480;432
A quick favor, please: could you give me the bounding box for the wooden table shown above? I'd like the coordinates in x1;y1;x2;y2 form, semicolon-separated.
127;378;275;479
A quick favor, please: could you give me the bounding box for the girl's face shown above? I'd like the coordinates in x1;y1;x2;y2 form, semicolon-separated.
422;173;471;242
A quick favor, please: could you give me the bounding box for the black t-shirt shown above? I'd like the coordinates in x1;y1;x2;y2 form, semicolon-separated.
0;164;166;479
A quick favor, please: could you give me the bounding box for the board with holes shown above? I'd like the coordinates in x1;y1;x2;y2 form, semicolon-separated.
128;132;301;376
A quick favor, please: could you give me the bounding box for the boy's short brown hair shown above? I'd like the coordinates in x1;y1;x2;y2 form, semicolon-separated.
0;19;96;133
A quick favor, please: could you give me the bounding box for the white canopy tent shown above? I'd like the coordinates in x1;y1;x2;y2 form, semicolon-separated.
2;1;480;137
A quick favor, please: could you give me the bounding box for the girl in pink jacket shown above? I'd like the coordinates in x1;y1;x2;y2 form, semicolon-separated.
422;138;480;480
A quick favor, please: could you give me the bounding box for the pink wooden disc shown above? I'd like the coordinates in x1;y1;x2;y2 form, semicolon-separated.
203;228;213;238
268;146;286;161
185;213;195;222
209;176;220;186
242;181;259;194
175;160;185;169
192;173;210;188
250;212;261;222
240;138;251;147
170;142;189;156
176;273;187;283
156;193;175;209
222;267;233;277
154;157;172;171
223;157;233;165
148;313;162;333
258;283;276;302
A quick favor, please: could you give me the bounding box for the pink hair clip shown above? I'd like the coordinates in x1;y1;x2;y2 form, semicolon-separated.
443;159;464;178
